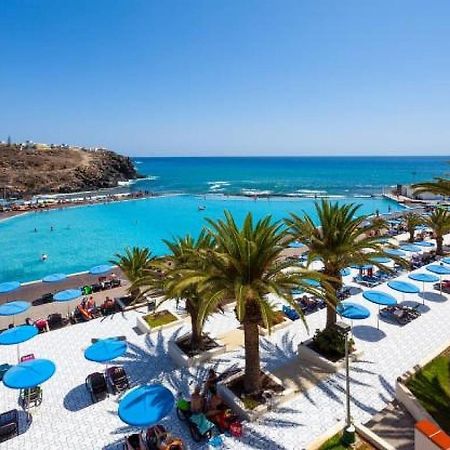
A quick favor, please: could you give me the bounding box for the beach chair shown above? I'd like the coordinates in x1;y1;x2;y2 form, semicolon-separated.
47;313;67;330
20;386;42;409
106;366;129;394
20;354;35;362
85;372;108;403
282;305;299;321
0;364;12;381
0;409;18;442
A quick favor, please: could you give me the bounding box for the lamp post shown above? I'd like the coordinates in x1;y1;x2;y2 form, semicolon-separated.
335;320;355;444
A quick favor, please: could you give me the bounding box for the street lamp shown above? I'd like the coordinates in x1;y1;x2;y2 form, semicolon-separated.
334;320;355;445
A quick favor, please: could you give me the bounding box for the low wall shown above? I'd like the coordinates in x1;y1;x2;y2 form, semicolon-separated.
415;420;450;450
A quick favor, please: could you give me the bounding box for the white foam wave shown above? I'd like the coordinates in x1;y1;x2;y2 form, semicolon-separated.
241;189;272;196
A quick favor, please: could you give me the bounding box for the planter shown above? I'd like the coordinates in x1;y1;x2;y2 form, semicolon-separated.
136;309;183;334
258;315;293;336
298;338;364;373
168;332;227;368
217;369;294;421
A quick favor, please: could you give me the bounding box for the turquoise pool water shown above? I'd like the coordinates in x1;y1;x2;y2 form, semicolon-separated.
0;195;403;283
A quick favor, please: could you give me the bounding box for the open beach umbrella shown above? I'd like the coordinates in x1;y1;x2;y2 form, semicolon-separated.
0;301;31;325
414;241;434;248
288;241;305;249
89;264;112;275
0;325;38;360
426;264;450;295
340;267;351;277
0;281;20;294
441;257;450;265
43;273;67;283
303;278;321;287
337;301;370;331
370;256;391;264
84;338;127;369
118;384;175;427
3;358;56;390
408;273;439;304
363;290;397;329
350;264;373;270
400;244;422;253
54;288;82;316
385;248;406;258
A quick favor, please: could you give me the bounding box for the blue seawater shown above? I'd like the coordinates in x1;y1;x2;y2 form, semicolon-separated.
0;195;403;283
131;156;449;196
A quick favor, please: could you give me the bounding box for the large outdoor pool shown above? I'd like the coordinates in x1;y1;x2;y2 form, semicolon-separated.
0;195;404;283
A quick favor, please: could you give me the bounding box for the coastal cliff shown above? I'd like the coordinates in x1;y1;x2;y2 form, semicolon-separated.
0;144;138;197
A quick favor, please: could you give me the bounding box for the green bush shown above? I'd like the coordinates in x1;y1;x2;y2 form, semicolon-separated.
312;327;354;359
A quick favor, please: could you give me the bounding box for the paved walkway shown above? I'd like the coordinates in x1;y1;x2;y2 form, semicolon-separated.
1;237;449;449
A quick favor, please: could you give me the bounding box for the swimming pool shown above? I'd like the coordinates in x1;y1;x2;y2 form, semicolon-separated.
0;195;404;283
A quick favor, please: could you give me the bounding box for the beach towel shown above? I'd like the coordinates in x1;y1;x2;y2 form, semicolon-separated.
190;413;214;435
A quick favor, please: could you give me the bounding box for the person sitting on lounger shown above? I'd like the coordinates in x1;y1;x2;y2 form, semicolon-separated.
86;296;97;314
205;386;224;419
190;385;204;413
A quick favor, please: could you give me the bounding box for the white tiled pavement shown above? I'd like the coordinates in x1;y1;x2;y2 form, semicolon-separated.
1;238;449;450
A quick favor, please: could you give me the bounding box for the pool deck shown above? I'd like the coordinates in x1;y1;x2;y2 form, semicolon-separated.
0;234;449;449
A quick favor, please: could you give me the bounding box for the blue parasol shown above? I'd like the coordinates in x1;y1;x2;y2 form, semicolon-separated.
363;290;397;329
118;384;175;427
340;268;351;277
3;359;56;389
89;265;112;275
54;289;82;302
414;241;434;248
0;281;21;294
387;280;420;294
0;301;30;317
408;272;439;304
385;249;406;257
337;302;370;320
0;325;38;345
400;244;422;253
43;273;67;283
370;256;391;264
426;264;450;295
84;338;127;363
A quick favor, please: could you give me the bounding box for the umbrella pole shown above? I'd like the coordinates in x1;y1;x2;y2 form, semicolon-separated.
377;305;380;330
422;281;425;305
17;343;20;362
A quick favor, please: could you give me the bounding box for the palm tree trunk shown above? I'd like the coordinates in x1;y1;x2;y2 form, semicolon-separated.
324;269;342;329
436;234;444;256
243;319;261;394
409;230;414;243
186;301;202;350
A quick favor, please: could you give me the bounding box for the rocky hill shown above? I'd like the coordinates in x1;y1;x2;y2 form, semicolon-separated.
0;144;138;197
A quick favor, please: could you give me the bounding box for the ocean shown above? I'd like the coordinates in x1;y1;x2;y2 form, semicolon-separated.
0;156;447;283
130;156;449;196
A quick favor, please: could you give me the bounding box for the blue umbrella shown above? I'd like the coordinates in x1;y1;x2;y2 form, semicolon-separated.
3;359;56;389
363;290;397;329
408;272;439;304
370;256;391;264
426;264;450;295
414;241;434;248
442;257;450;265
351;264;373;270
0;301;30;317
118;384;175;427
89;265;112;275
43;273;67;283
54;289;82;302
385;248;406;257
337;302;370;322
289;241;305;249
387;280;420;294
400;244;422;253
84;338;127;364
0;325;38;360
303;278;320;287
340;268;351;277
0;281;20;294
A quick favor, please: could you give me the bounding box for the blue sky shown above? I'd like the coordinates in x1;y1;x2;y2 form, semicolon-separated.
1;0;450;156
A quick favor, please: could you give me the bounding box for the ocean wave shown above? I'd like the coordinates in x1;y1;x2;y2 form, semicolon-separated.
241;189;272;196
295;189;328;194
208;181;231;192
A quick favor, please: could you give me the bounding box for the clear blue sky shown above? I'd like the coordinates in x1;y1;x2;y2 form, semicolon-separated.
1;0;450;156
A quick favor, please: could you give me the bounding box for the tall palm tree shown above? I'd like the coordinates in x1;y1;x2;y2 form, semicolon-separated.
111;247;155;298
424;208;450;255
413;177;450;198
286;200;404;329
192;212;324;394
135;231;217;351
404;212;425;243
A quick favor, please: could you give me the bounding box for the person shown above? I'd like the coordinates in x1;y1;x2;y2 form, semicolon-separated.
41;253;47;261
86;296;97;314
203;368;218;398
101;296;115;313
205;386;224;419
26;317;49;332
190;385;204;413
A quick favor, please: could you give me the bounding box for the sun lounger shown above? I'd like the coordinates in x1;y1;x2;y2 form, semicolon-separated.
0;409;18;442
106;366;129;394
47;313;68;330
85;372;108;403
282;305;300;321
20;354;35;362
20;386;42;409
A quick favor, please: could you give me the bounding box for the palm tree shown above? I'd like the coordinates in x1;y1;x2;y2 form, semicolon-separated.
111;247;155;298
424;208;450;255
413;177;450;198
192;212;323;394
404;212;425;243
286;200;405;329
136;231;217;351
